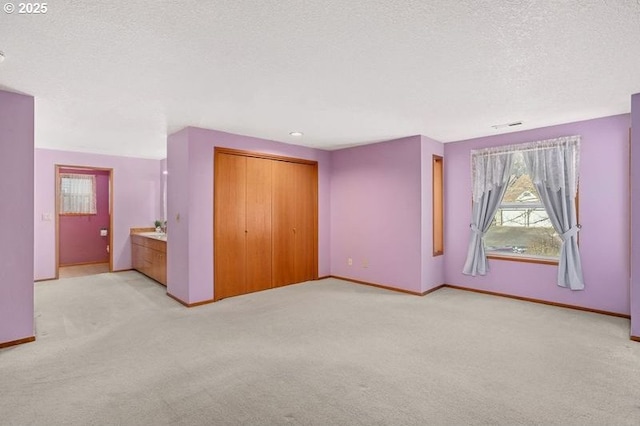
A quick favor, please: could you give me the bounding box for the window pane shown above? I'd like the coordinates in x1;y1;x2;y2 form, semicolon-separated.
433;155;444;256
485;153;561;259
59;173;97;214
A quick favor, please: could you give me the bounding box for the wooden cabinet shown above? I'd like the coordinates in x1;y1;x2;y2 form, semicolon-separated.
214;149;318;300
131;234;167;286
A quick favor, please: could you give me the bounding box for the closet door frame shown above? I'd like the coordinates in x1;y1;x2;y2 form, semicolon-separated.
213;147;319;299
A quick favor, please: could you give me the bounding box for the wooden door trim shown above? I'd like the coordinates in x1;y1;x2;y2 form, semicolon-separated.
311;162;319;280
55;164;114;278
214;147;318;166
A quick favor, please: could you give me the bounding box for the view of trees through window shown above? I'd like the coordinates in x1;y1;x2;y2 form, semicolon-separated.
484;152;561;259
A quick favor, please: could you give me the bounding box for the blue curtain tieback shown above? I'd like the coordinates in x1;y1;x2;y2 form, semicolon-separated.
560;224;581;241
470;224;484;237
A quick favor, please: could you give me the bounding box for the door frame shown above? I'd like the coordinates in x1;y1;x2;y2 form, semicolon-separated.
54;164;114;278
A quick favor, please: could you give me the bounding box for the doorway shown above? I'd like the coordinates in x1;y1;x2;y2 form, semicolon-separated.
55;165;114;279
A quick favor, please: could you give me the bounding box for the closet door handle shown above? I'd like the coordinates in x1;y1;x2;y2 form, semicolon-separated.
293;228;296;234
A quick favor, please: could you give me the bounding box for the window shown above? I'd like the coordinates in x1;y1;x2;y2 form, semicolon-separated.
433;155;444;256
484;152;562;261
59;173;97;215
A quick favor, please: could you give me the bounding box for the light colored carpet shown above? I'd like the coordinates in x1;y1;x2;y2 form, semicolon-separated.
1;273;639;425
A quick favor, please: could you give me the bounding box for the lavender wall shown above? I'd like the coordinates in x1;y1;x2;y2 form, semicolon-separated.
166;129;190;302
630;94;640;337
167;127;331;304
160;158;167;222
58;169;110;265
329;136;445;293
330;136;423;292
0;90;34;345
421;136;445;292
444;114;630;315
35;149;162;280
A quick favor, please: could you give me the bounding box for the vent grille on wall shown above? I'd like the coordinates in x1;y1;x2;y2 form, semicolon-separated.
491;121;523;130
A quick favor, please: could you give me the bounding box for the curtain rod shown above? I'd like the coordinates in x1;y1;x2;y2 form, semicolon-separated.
471;135;580;157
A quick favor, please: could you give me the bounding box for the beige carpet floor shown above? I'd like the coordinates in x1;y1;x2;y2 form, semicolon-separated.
1;272;639;425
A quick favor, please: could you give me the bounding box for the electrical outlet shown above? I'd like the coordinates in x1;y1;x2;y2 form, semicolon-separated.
347;257;353;266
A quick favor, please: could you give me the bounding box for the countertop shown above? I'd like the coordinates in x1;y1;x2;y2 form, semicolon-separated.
135;232;167;241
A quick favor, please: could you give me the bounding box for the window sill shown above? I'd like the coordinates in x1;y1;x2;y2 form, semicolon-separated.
487;254;558;265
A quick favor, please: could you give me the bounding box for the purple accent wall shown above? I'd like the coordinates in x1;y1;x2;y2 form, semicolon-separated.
444;114;630;315
0;90;34;345
421;136;445;292
58;169;110;265
630;93;640;337
166;127;331;304
166;129;190;302
35;149;162;280
330;136;445;293
160;158;167;221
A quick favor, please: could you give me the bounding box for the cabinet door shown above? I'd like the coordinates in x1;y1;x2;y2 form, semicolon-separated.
156;251;167;286
214;153;247;300
292;162;317;283
141;245;154;277
271;160;297;287
245;157;273;293
132;243;142;270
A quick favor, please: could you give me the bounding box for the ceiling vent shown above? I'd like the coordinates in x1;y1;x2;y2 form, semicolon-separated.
491;121;523;130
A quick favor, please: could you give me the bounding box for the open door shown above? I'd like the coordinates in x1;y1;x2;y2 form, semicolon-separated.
55;165;114;279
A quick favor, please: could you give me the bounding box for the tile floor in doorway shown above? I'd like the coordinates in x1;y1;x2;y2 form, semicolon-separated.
58;262;110;278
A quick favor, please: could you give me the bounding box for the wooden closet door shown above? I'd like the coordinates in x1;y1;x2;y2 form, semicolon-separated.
245;157;273;293
292;162;317;283
214;153;247;300
271;160;296;287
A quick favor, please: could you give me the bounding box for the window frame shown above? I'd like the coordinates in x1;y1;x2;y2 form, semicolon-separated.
433;155;444;256
484;166;580;266
59;173;98;216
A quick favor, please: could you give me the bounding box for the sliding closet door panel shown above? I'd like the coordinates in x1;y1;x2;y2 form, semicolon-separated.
271;160;296;287
215;148;318;300
245;157;273;293
214;153;247;300
293;162;318;283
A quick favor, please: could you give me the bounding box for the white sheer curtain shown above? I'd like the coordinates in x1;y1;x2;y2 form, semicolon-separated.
60;173;97;214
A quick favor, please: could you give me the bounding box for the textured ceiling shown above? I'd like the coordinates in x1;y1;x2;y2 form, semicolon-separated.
1;1;639;159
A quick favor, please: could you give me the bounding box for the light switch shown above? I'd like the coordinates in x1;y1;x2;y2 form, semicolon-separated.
100;228;108;237
41;213;51;221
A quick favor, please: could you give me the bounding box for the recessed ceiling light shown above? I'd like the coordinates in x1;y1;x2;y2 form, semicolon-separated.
0;51;5;63
289;131;304;137
162;170;168;175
